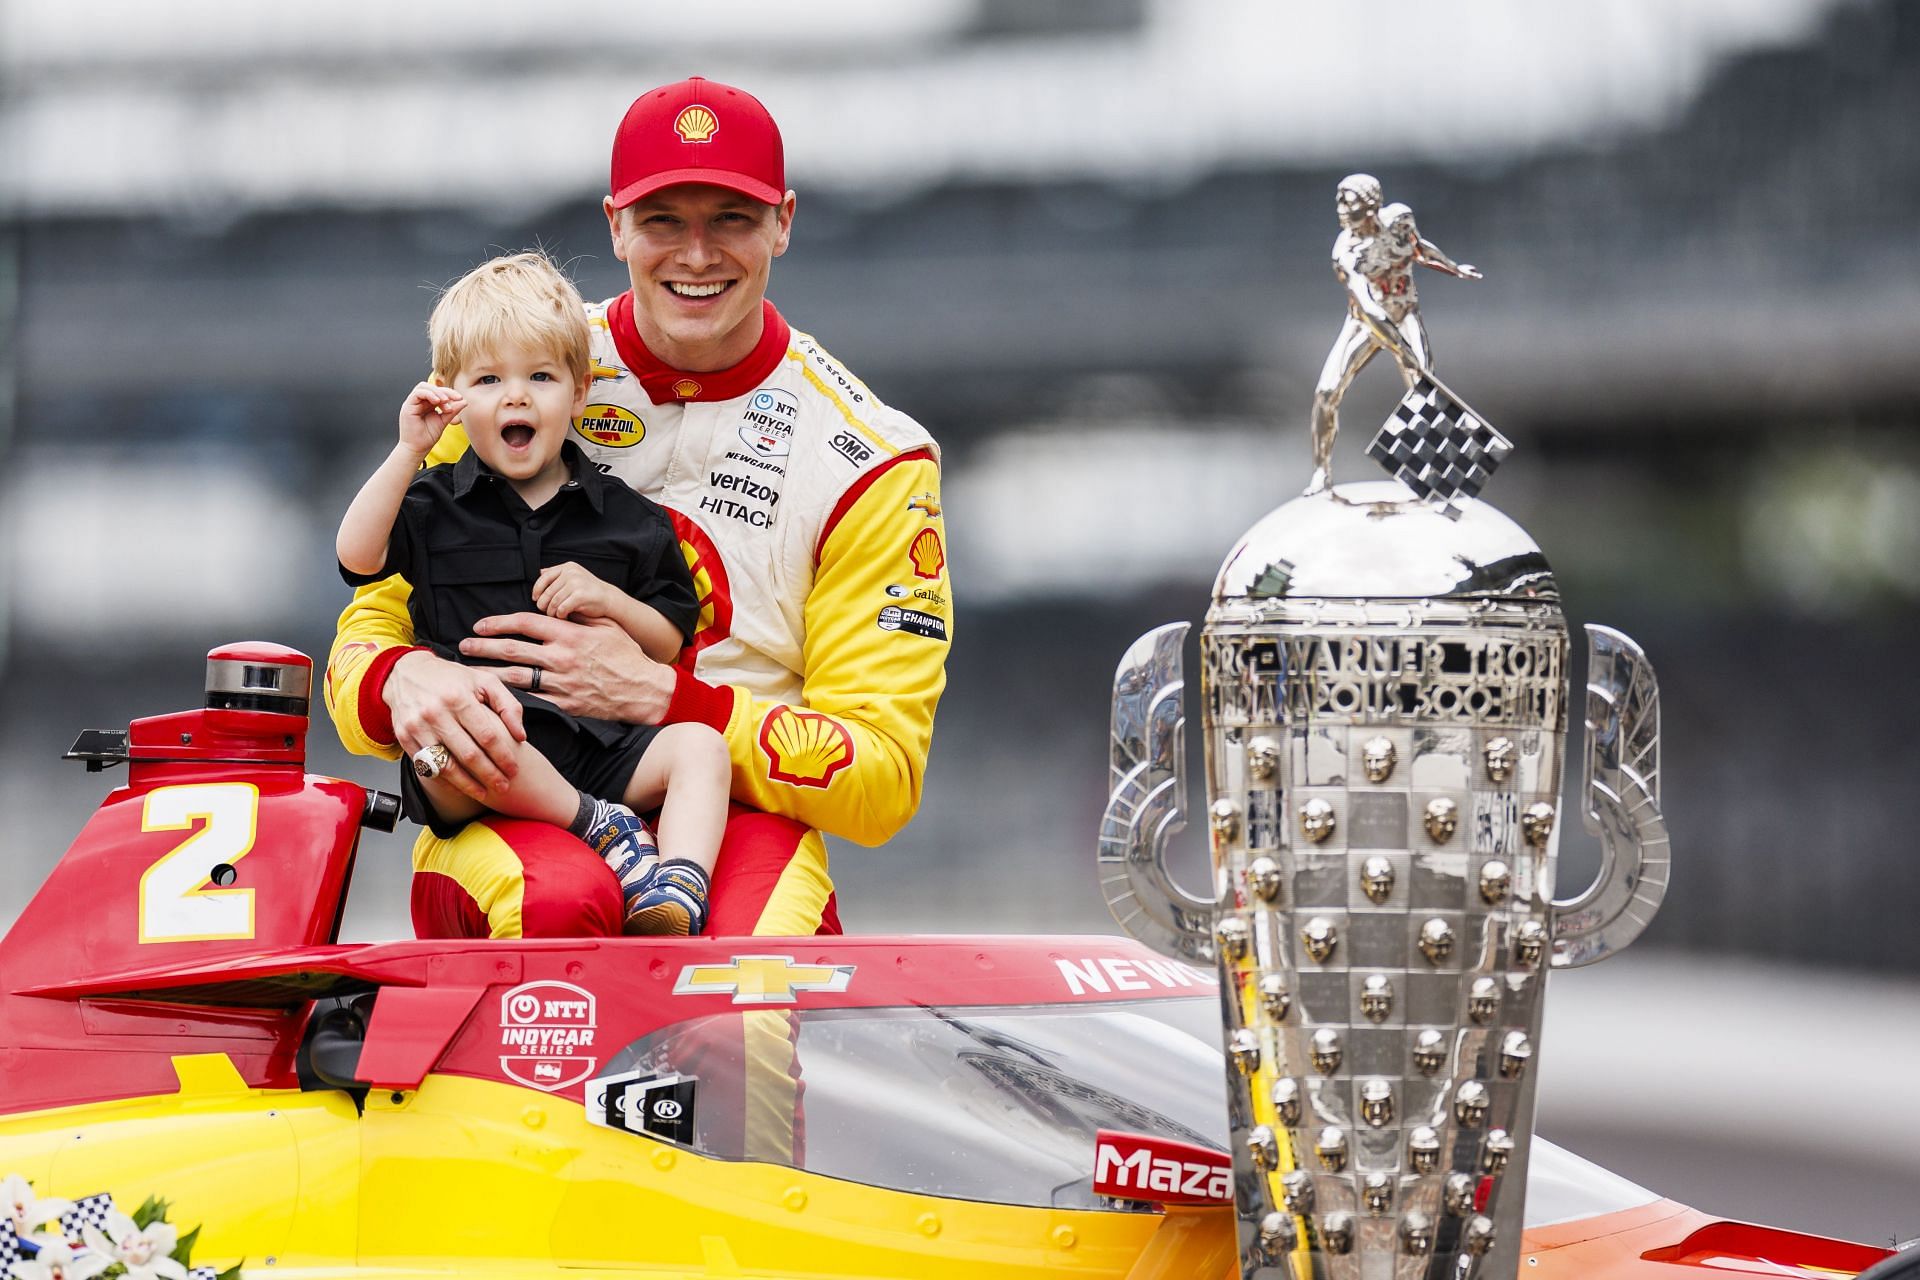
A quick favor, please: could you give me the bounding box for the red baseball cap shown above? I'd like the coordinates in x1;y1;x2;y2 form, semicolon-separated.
610;76;786;208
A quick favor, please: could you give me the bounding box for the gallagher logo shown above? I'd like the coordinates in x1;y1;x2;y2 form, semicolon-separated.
758;706;854;789
577;404;645;448
674;105;719;143
909;528;945;581
1092;1131;1232;1206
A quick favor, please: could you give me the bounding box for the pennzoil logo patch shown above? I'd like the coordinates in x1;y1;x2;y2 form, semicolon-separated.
577;404;645;448
758;706;854;789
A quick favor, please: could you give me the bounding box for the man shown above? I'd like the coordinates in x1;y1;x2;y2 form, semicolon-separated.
326;76;950;941
1307;173;1480;493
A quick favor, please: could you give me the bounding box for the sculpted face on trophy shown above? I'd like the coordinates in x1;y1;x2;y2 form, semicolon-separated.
1098;174;1673;1279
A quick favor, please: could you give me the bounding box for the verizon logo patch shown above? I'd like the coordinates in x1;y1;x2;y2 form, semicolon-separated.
1092;1130;1232;1205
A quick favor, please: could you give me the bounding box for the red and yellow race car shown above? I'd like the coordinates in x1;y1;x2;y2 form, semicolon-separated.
0;644;1901;1279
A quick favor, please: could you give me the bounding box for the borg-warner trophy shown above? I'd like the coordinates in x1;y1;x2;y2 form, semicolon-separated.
1099;175;1670;1280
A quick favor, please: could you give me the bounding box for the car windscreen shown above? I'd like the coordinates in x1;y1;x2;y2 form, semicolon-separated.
603;995;1228;1210
604;994;1662;1223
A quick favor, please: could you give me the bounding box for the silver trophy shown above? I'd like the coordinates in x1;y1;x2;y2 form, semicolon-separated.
1099;176;1669;1280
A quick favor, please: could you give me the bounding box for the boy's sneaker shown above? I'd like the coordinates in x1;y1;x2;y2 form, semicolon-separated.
623;859;711;937
584;800;660;906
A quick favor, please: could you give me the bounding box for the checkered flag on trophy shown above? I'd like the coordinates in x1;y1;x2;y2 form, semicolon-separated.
1367;373;1512;510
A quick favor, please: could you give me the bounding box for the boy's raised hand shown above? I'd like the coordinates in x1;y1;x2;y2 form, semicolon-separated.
533;561;618;621
399;381;465;457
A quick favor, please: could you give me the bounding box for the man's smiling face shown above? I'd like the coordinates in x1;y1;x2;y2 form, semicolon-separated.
606;183;796;373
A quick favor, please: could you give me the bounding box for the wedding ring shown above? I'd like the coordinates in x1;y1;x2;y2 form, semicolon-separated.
528;666;543;694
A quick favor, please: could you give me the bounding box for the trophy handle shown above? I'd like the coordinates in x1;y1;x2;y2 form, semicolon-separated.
1098;622;1215;962
1549;624;1670;967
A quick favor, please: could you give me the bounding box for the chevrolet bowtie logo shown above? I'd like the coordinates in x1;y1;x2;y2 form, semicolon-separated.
672;955;856;1005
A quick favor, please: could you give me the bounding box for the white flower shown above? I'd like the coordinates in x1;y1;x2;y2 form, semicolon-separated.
9;1234;112;1280
80;1211;186;1280
1;1173;74;1238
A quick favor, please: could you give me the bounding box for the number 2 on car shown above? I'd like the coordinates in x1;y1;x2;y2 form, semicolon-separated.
137;782;260;943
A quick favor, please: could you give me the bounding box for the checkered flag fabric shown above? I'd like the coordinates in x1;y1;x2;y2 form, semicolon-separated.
1;1220;28;1268
188;1267;220;1280
57;1192;114;1238
1367;374;1512;508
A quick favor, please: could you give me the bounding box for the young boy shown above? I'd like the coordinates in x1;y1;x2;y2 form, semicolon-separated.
337;251;723;935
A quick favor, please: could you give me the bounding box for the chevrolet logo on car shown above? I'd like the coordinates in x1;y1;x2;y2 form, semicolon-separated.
672;955;856;1005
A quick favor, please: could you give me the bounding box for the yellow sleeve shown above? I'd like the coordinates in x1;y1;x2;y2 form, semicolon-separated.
671;455;950;846
323;425;471;759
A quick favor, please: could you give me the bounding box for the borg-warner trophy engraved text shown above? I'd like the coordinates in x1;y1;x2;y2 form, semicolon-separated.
1098;173;1669;1279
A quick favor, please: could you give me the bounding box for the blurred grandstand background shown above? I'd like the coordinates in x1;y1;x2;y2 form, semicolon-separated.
3;0;1917;1244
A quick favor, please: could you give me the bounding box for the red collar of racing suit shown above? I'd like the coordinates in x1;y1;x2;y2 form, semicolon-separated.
607;292;792;406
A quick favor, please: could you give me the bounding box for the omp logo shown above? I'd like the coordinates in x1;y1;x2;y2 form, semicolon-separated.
758;706;853;789
828;431;874;466
1092;1131;1232;1206
673;955;856;1005
577;404;644;448
674;105;719;143
909;528;945;580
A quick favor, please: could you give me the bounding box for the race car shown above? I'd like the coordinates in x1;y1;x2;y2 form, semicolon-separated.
0;643;1899;1279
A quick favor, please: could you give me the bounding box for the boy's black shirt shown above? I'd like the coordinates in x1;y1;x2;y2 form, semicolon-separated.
340;439;698;744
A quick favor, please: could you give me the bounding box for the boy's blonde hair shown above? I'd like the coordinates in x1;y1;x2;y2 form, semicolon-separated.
429;251;590;384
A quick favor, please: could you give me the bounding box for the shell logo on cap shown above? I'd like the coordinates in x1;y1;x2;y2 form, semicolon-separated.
909;528;945;581
759;706;854;789
576;404;645;448
674;105;719;144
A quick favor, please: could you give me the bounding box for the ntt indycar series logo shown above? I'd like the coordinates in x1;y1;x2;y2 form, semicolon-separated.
1091;1130;1232;1206
499;979;598;1091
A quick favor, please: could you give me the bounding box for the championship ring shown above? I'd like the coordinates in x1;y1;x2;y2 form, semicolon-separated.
411;743;452;781
1100;174;1670;1280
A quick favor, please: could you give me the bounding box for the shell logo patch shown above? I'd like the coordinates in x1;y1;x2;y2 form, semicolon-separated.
674;104;719;144
668;507;733;665
577;404;645;448
672;378;703;400
759;706;854;789
325;640;377;709
909;528;945;581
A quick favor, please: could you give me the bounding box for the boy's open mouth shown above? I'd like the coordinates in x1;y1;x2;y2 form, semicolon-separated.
501;423;535;448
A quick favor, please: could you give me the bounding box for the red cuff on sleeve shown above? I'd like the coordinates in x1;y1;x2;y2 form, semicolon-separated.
358;645;426;747
665;668;734;732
